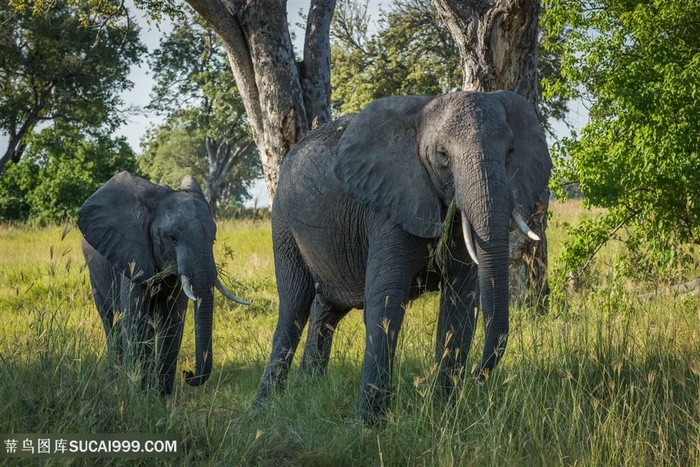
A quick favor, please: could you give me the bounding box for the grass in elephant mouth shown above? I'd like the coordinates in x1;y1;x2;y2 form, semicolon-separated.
1;205;700;465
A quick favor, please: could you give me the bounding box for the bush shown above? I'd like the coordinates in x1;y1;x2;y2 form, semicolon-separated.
0;126;140;223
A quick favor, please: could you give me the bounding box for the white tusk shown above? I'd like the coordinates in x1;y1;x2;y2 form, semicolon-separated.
215;278;251;306
461;213;479;265
180;275;198;301
513;210;540;241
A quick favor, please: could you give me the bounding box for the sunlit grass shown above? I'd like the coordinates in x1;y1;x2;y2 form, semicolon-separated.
1;204;699;464
546;199;618;265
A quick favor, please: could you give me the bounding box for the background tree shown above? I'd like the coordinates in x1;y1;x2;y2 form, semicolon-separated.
543;0;700;282
139;119;260;211
183;0;335;203
144;9;261;216
331;0;462;114
0;126;139;222
0;0;144;173
434;0;540;100
331;0;567;136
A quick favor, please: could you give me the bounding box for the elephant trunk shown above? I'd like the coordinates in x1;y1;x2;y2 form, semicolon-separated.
181;256;216;387
184;290;214;386
457;158;512;379
472;231;510;377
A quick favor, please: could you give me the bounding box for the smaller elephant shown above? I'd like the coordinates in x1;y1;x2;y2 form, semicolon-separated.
78;171;249;395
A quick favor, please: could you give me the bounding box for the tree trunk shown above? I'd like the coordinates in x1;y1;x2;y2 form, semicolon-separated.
204;137;253;217
508;195;549;311
0;135;23;174
432;0;540;101
185;0;335;205
0;84;53;173
433;0;549;311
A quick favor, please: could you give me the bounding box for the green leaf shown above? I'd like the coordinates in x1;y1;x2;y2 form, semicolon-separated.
543;0;700;279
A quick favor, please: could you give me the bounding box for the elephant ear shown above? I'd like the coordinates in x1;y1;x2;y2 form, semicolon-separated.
496;91;553;214
180;174;204;194
78;171;171;282
334;95;442;238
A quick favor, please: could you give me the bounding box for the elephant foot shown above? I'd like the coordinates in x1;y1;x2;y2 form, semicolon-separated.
298;358;330;381
435;364;470;400
354;406;390;428
158;375;175;397
251;382;278;411
471;366;491;383
355;386;392;427
250;393;268;411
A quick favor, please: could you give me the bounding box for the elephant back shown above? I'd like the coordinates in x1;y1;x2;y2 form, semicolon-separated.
275;115;356;208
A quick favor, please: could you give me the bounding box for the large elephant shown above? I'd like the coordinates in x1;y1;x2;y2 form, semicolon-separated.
78;171;249;395
254;91;552;424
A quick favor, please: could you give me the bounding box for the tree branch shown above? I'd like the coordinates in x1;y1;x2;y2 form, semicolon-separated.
185;0;264;145
301;0;336;128
0;83;53;172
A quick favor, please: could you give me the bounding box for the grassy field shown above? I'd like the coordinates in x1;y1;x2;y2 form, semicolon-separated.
2;201;700;465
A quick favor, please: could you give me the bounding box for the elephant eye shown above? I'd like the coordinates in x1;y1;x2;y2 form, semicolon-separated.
167;234;178;245
436;146;450;167
506;147;514;165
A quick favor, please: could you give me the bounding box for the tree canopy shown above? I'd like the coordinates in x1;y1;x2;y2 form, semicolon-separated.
0;0;144;173
330;0;462;114
543;0;700;278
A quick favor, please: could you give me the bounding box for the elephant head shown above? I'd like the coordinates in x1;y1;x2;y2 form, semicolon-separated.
78;171;247;387
334;91;552;377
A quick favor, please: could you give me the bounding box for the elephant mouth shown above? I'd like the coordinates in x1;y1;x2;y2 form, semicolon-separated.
460;209;540;265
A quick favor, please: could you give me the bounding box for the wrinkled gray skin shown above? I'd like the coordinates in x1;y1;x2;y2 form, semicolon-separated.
79;172;225;395
254;91;552;424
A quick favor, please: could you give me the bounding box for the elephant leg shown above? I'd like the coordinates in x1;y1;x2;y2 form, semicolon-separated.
254;228;315;406
156;290;188;396
356;231;428;424
84;254;123;363
435;260;479;396
92;279;124;364
299;293;351;377
119;275;156;390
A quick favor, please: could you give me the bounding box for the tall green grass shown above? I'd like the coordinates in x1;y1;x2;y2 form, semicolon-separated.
1;204;699;465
